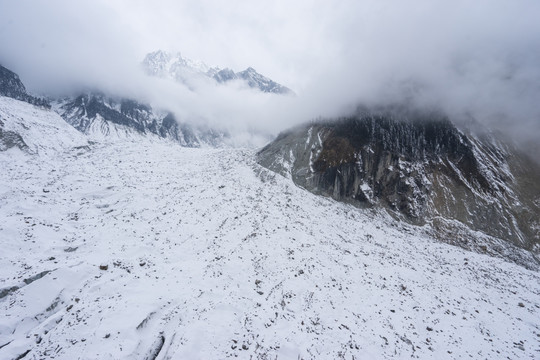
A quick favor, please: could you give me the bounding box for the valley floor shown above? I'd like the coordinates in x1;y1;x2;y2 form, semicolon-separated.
0;140;539;359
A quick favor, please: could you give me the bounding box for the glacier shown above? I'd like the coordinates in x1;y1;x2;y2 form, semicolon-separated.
0;97;539;359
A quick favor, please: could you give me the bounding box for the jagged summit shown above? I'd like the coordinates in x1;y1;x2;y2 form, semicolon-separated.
257;108;540;256
142;50;216;79
142;50;294;94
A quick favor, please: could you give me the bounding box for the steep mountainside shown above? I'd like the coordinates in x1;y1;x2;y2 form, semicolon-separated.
1;65;86;153
0;96;88;154
257;108;540;257
0;64;50;108
142;50;294;94
53;93;227;147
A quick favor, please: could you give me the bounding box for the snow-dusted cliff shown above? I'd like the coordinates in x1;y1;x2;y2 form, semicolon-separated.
257;108;540;257
0;64;49;108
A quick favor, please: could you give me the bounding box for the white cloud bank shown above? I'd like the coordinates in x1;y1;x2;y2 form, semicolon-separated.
1;0;539;146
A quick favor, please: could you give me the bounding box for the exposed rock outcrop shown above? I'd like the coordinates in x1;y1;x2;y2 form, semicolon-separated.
0;64;50;108
257;108;540;252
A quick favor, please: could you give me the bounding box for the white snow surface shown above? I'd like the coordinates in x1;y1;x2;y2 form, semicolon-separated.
0;97;88;155
1;104;539;359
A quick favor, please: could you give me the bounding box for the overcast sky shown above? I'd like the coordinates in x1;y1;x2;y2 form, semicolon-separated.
1;0;540;144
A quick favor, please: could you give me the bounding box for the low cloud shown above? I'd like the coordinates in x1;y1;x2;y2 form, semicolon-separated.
1;0;539;148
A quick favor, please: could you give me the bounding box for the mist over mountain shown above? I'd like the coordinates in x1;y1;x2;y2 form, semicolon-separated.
1;1;540;359
1;1;539;148
142;50;294;95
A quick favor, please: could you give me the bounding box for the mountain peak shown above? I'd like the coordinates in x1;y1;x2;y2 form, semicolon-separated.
141;50;293;95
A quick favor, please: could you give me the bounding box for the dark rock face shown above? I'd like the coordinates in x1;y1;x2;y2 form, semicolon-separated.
257;109;540;252
55;93;227;147
0;65;26;98
0;64;50;108
309;114;492;217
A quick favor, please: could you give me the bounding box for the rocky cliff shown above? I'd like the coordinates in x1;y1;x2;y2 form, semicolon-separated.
257;108;540;255
0;64;50;108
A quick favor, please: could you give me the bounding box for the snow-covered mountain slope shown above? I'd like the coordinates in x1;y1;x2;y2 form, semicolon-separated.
257;110;540;256
1;138;539;359
0;63;227;148
0;96;88;155
142;50;294;94
53;93;227;147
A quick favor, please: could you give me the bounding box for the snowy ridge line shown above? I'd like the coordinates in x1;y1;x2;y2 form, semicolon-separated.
142;50;294;94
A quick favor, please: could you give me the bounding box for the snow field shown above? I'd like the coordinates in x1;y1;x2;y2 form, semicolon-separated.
0;138;539;359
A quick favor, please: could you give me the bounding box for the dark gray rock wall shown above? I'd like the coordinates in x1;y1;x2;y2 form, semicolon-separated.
0;64;50;108
257;110;540;251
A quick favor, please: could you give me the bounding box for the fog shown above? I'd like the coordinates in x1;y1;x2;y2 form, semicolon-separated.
1;0;539;147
